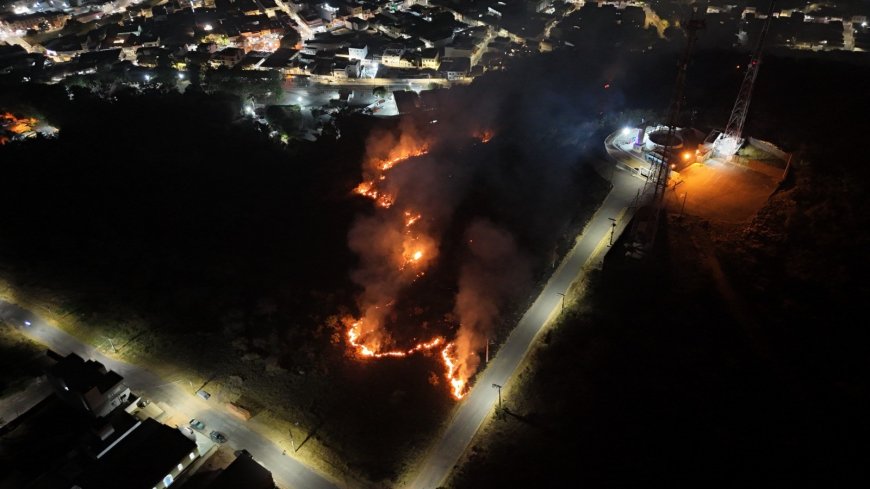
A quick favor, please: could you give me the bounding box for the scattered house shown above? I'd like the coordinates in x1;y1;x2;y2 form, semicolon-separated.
238;50;272;69
299;8;325;30
316;2;340;22
332;58;360;78
43;35;87;62
259;0;281;16
261;47;299;70
419;28;454;48
348;41;368;60
214;47;246;67
46;353;131;419
73;418;199;489
421;47;440;69
208;451;275;489
439;56;470;80
346;16;369;31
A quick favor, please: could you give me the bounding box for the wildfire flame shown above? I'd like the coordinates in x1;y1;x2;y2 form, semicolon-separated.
347;318;446;358
473;129;494;144
1;112;39;139
441;342;468;399
343;130;484;400
376;145;429;171
347;318;468;399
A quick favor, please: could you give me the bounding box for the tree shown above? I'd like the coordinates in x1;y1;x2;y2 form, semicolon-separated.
280;29;301;49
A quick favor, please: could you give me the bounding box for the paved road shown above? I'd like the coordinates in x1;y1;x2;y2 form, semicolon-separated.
0;302;337;489
408;132;648;489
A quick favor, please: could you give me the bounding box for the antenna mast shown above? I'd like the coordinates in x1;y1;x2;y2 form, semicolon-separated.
714;0;777;157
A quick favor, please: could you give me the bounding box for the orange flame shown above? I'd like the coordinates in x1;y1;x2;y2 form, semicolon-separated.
2;112;38;135
376;145;429;171
343;131;480;401
473;130;494;143
441;342;468;399
347;318;445;358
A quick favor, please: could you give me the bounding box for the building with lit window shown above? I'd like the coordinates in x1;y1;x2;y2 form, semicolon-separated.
73;418;199;489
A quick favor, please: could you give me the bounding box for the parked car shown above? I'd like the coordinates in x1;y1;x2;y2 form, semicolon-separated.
189;419;206;431
210;430;228;444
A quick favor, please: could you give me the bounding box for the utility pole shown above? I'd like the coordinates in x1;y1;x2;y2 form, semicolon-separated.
679;192;687;219
556;293;565;312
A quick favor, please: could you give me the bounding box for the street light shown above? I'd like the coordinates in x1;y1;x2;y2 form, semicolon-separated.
608;218;617;247
491;383;502;411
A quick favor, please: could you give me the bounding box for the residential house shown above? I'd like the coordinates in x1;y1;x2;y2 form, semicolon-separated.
208;452;275;489
73;418;199;489
46;353;131;419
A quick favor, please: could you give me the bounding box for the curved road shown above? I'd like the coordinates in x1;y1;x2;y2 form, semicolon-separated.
0;301;337;489
408;131;648;489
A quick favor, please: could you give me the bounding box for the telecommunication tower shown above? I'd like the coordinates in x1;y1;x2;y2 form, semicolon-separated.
713;0;777;157
630;12;704;254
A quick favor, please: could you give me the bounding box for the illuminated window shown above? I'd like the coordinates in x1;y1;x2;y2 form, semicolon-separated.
163;474;173;486
177;463;183;471
189;452;196;460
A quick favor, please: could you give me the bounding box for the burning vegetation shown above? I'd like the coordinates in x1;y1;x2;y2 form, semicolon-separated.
1;112;58;144
343;122;512;399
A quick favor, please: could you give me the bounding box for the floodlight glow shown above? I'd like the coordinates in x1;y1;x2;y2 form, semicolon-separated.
622;127;630;135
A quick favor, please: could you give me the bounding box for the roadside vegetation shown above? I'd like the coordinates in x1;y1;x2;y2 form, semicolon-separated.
450;52;870;488
0;322;45;398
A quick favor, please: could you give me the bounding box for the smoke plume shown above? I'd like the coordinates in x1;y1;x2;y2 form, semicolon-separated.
453;219;531;384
